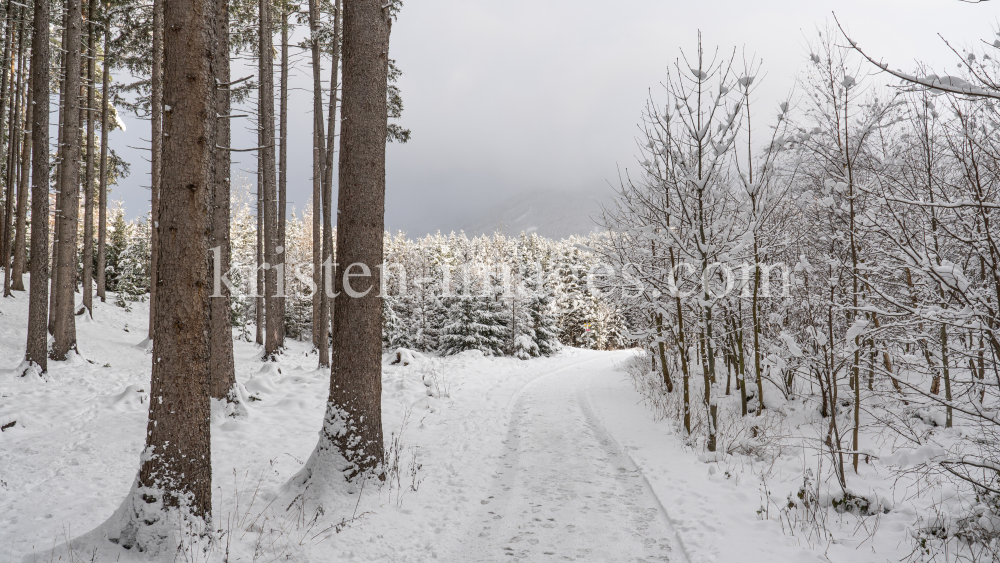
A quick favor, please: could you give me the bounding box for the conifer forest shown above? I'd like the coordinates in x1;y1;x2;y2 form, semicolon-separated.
2;1;1000;562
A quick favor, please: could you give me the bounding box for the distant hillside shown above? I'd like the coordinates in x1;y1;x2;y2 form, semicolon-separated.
458;188;610;240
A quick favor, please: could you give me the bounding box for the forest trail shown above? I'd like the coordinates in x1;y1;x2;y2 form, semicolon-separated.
449;353;683;562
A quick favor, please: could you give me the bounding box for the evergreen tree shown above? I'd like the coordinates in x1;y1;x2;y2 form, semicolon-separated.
440;290;507;357
555;247;599;347
104;206;129;292
383;293;411;349
524;258;561;356
114;218;151;310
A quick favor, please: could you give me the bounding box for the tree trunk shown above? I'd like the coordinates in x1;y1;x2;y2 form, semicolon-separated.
24;0;49;374
325;0;390;476
48;13;67;336
308;0;326;359
1;3;23;298
655;312;673;392
255;140;263;345
96;13;110;302
105;0;216;548
318;135;332;366
727;313;748;415
260;0;279;359
278;6;288;345
81;0;96;316
0;1;14;243
148;0;163;342
751;243;766;415
12;75;30;292
209;0;237;401
845;97;862;473
51;0;83;360
322;0;341;341
676;297;691;434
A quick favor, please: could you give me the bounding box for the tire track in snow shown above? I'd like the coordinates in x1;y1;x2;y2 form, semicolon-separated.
454;352;680;562
578;363;694;563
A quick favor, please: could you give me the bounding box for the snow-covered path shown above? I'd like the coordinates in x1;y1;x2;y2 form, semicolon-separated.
450;354;681;562
0;293;922;563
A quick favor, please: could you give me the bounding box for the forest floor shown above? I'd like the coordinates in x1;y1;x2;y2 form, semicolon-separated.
1;292;919;563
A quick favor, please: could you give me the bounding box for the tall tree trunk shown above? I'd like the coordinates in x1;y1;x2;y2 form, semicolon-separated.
147;0;163;342
291;0;389;502
81;0;96;316
308;0;326;358
49;14;67;335
260;0;279;359
255;136;263;345
2;4;24;298
325;0;390;476
105;0;216;545
96;13;109;302
0;0;15;232
12;75;31;292
24;0;48;374
318;134;331;365
751;241;765;415
278;6;288;345
322;0;341;341
845;98;862;473
209;0;237;401
51;0;83;360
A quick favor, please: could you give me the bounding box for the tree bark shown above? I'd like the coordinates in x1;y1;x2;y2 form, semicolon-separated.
209;0;236;401
0;1;15;243
12;75;30;292
24;0;49;373
308;0;325;357
654;312;673;392
260;0;279;359
278;6;288;345
2;4;25;299
255;130;263;345
107;0;217;546
322;0;341;341
81;0;96;316
96;12;110;302
148;0;163;341
325;0;390;476
0;3;24;297
51;0;83;360
48;13;67;336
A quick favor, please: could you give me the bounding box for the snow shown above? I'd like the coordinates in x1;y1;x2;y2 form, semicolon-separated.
0;286;964;562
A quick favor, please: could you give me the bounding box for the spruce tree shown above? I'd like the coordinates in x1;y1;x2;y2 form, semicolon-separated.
524;259;560;356
440;288;507;357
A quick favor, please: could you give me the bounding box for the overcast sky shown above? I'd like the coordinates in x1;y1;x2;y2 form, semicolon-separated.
108;0;997;237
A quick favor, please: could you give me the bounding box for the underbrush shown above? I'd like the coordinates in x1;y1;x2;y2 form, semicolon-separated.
622;351;1000;562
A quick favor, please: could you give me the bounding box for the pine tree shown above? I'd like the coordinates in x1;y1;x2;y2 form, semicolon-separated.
440;290;507;357
383;294;409;349
113;218;150;311
209;0;237;402
302;0;392;488
104;207;129;291
524;259;560;356
555;248;598;347
510;287;539;360
51;0;84;360
24;0;50;374
96;8;111;303
81;0;98;317
99;0;216;545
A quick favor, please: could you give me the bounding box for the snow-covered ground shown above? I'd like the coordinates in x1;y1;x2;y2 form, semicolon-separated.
1;291;924;563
